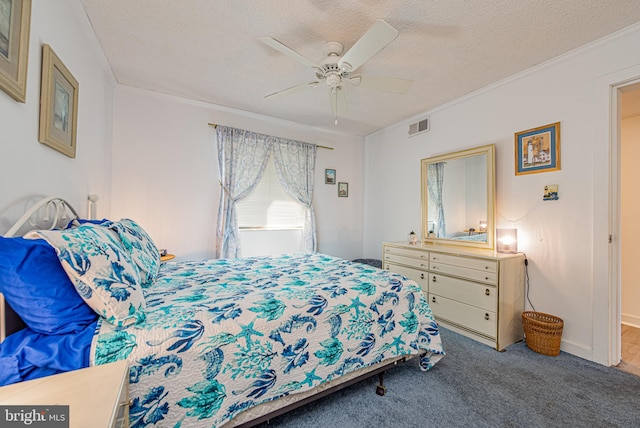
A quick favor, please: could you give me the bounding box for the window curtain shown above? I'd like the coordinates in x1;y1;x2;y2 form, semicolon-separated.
215;126;318;258
215;126;271;258
270;137;318;253
428;162;446;238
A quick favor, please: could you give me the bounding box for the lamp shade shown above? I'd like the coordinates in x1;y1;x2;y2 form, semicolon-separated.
496;228;517;253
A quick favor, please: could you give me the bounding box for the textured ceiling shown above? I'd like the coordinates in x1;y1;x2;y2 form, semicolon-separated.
80;0;640;136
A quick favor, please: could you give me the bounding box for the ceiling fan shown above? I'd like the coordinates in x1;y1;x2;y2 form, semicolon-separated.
259;20;412;124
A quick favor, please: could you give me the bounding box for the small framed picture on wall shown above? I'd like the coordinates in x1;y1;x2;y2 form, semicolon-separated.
38;44;79;158
514;122;560;175
338;182;348;197
325;168;336;184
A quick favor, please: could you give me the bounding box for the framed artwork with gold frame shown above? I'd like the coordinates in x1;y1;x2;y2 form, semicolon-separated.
514;122;560;175
0;0;31;102
39;44;79;158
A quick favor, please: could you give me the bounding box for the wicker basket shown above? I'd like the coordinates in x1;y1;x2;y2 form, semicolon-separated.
522;311;564;356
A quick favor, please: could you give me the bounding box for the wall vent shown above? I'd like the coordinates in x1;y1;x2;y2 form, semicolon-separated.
408;117;430;137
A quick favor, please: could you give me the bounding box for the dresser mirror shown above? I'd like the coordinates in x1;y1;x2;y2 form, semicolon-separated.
421;144;495;250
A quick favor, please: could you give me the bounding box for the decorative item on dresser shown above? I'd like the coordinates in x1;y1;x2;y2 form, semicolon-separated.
383;241;525;351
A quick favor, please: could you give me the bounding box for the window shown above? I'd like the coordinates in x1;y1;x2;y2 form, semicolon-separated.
236;156;305;229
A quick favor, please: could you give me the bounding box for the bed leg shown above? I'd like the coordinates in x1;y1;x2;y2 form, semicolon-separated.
375;372;386;396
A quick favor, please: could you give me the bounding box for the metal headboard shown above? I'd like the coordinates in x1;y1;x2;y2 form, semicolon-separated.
1;196;80;342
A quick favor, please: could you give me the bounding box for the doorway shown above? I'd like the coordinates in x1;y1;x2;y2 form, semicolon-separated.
618;83;640;376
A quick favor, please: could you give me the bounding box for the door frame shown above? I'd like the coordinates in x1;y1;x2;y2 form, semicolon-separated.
594;65;640;366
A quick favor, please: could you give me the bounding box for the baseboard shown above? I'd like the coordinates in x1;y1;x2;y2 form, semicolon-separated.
558;339;593;362
621;314;640;329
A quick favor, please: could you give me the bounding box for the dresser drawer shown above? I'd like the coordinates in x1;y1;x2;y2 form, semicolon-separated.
428;294;497;338
383;253;429;270
384;263;429;294
429;274;496;311
384;245;428;260
429;252;497;273
430;261;497;285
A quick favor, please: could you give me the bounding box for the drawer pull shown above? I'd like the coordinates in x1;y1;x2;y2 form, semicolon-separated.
485;288;490;296
485;277;490;280
431;265;437;269
421;263;427;267
420;273;425;280
432;276;436;282
485;266;489;270
484;313;490;320
432;296;437;303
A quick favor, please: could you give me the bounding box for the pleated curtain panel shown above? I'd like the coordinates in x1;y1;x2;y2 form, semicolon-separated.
215;126;318;258
428;162;446;238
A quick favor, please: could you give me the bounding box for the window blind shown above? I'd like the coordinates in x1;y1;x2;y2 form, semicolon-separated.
236;156;305;229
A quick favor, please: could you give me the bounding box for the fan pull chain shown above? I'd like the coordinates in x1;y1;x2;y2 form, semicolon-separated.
334;88;338;125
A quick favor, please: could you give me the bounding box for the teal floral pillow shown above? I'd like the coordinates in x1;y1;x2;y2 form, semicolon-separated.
111;219;161;286
27;224;146;327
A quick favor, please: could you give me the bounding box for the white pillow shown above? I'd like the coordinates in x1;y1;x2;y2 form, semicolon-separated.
111;219;161;286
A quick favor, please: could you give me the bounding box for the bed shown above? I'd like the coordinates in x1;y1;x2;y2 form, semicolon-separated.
451;233;487;242
0;196;444;427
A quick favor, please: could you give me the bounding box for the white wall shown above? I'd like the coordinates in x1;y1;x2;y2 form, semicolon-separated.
363;24;640;363
622;115;640;327
0;0;113;233
111;86;364;261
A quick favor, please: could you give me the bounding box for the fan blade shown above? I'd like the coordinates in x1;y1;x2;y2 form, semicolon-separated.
259;37;318;70
265;81;319;99
338;20;398;73
350;75;412;94
329;87;348;116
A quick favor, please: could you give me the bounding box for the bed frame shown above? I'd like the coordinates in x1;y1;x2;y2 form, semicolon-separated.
0;196;79;342
1;196;413;426
227;354;407;427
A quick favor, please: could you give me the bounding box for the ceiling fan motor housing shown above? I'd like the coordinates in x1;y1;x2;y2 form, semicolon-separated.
316;42;350;84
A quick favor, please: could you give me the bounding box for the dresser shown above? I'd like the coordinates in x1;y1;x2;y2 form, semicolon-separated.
0;360;130;428
382;241;525;351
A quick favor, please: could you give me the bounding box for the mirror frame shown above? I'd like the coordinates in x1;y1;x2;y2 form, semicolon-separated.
421;144;495;250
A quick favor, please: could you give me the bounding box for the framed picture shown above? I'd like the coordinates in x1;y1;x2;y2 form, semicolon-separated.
543;184;559;201
0;0;31;102
325;168;336;184
338;182;348;197
515;122;560;175
39;44;79;158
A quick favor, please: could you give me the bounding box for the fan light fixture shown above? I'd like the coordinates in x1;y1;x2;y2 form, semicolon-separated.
259;19;413;125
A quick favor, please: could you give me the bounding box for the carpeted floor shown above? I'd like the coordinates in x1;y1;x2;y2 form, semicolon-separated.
255;328;640;428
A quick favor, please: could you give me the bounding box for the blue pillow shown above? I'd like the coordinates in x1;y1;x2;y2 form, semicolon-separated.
0;237;97;335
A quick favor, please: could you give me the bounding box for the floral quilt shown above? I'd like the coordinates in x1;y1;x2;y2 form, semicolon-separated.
91;253;445;427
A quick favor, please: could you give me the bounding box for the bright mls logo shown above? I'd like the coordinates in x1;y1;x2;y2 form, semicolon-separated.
1;406;69;427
